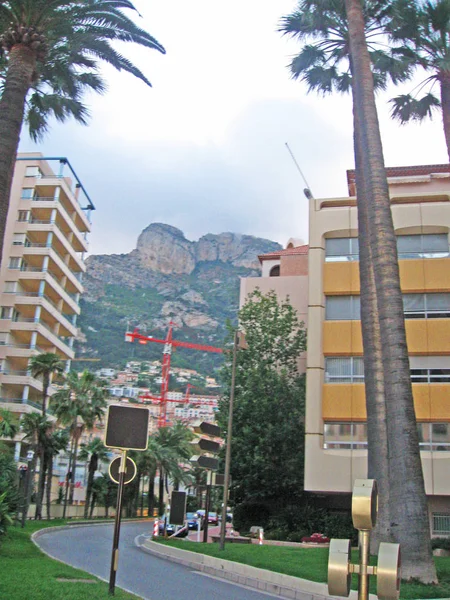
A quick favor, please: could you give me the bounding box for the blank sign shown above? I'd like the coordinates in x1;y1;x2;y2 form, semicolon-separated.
104;405;150;450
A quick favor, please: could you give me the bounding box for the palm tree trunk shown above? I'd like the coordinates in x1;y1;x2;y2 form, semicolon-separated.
84;460;96;519
0;45;36;265
148;468;156;516
35;447;47;520
158;467;164;516
69;427;82;505
345;0;437;583
352;94;391;548
439;75;450;162
46;454;53;520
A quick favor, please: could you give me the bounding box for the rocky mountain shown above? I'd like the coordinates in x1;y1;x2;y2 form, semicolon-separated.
76;224;281;375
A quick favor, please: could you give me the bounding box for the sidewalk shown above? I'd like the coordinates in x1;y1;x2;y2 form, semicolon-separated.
136;534;377;600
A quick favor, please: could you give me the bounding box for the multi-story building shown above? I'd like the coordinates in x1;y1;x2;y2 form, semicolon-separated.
305;164;450;534
0;153;94;462
240;237;309;372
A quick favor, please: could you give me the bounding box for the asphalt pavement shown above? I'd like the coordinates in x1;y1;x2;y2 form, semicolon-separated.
35;521;281;600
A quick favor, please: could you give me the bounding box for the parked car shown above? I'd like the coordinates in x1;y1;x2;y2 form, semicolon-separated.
196;510;219;526
186;512;202;530
158;520;188;537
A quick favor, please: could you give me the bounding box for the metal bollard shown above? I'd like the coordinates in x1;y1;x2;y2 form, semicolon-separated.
153;518;159;538
327;479;401;600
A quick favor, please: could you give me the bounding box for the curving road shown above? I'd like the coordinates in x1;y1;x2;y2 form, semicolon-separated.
35;521;280;600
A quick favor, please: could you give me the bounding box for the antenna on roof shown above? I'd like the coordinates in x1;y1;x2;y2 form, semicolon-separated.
285;142;314;200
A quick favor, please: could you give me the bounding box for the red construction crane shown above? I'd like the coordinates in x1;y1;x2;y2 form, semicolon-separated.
125;322;223;427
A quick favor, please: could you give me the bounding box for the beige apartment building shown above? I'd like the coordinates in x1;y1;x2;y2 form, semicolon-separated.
306;164;450;534
239;238;309;373
0;153;93;463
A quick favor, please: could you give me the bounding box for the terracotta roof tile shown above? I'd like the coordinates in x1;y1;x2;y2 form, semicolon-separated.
258;244;309;262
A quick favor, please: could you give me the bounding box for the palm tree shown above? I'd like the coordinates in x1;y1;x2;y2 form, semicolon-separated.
0;0;165;266
44;427;69;520
0;408;18;439
29;353;65;417
281;0;437;581
343;0;437;582
79;437;109;519
21;412;51;520
389;0;450;160
51;370;107;515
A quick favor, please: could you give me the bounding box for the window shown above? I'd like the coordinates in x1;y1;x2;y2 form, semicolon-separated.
4;281;17;293
403;293;450;318
417;423;450;451
325;238;359;262
269;265;280;277
17;210;29;222
410;357;450;383
397;234;449;259
0;307;13;319
8;258;21;269
325;357;364;383
20;188;34;199
433;514;450;535
323;422;367;449
12;233;26;246
25;166;42;178
326;296;361;320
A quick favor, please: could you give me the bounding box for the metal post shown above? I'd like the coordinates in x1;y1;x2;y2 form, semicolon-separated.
219;330;238;551
109;450;127;595
358;530;370;600
202;471;212;543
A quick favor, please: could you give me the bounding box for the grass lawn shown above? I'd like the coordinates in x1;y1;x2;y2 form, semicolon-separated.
158;539;450;599
0;520;140;600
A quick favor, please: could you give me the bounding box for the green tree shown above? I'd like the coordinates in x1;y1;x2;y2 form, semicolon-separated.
51;370;107;514
21;412;51;520
29;352;65;417
79;437;109;519
218;290;306;509
389;0;450;160
0;408;18;439
0;0;165;266
0;446;18;536
44;427;69;520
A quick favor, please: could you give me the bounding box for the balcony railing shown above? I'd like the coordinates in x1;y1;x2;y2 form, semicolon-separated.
0;342;45;352
0;397;42;410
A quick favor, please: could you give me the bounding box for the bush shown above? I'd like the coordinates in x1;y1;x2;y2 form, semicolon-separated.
286;531;309;543
431;537;450;550
264;528;289;541
233;501;272;532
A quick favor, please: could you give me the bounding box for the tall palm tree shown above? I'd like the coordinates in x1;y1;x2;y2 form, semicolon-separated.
44;427;69;520
79;437;109;519
21;412;51;520
0;0;165;265
281;0;437;581
389;0;450;160
29;353;65;417
344;0;437;582
52;370;107;515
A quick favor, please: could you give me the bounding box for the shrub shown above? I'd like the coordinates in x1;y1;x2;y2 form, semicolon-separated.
431;537;450;550
233;501;272;532
264;528;289;541
0;491;13;536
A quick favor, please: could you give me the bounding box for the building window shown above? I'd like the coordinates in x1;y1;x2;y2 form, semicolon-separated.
325;357;364;383
411;369;450;383
0;307;13;320
17;210;30;222
12;233;26;246
20;188;34;199
4;281;17;293
326;296;361;320
403;293;450;318
25;166;42;178
325;238;359;262
397;234;449;259
418;423;450;451
269;265;280;277
8;258;21;269
432;513;450;534
323;422;367;449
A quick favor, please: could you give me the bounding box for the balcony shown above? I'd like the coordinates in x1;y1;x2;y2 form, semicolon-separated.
9;320;74;358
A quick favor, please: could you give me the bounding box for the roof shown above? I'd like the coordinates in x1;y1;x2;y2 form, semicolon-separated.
346;164;450;195
258;244;309;262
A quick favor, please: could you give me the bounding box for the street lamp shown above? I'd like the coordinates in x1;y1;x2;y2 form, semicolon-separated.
219;330;245;551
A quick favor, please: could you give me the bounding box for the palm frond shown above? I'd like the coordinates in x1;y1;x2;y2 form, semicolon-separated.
390;92;441;123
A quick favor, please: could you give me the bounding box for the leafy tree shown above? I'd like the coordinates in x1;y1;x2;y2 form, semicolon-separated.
51;370;107;513
389;0;450;160
79;437;109;519
29;352;65;416
0;0;165;266
218;290;306;510
0;445;18;535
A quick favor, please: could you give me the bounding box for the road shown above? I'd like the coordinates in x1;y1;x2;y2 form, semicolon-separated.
36;521;279;600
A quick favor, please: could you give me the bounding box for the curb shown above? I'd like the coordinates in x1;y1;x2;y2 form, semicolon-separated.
136;537;377;600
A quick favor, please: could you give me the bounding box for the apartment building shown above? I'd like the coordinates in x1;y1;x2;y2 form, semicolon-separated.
239;237;309;372
0;153;93;462
305;164;450;533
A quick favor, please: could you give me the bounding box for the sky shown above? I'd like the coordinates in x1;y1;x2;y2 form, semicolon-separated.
19;0;448;257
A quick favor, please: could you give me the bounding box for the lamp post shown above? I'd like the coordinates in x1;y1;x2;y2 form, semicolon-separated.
219;331;238;551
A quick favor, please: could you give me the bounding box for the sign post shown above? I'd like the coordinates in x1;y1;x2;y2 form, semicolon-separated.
104;405;149;596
